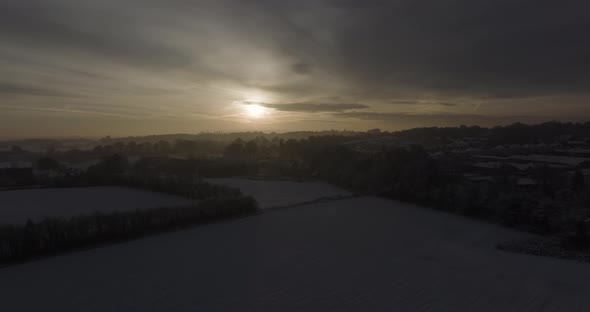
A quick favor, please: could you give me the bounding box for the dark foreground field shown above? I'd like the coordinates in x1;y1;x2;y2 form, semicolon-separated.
1;195;590;311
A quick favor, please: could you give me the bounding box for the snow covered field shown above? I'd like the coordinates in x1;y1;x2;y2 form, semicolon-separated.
206;178;351;208
2;195;590;311
0;187;196;225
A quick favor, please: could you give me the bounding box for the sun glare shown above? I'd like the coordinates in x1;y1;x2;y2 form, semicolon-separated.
244;104;267;118
242;94;268;119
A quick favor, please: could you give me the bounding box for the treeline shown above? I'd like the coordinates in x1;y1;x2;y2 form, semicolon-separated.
5;121;590;165
72;154;255;185
21;131;361;164
393;121;590;146
0;197;257;264
55;139;226;163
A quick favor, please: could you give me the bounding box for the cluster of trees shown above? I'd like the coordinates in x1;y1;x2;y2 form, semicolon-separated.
224;134;590;247
0;197;257;264
275;137;452;201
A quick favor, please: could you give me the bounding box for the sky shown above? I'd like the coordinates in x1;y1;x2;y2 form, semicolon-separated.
1;0;589;138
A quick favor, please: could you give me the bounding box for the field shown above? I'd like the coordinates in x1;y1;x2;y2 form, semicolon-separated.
206;178;351;208
0;186;196;225
1;187;590;311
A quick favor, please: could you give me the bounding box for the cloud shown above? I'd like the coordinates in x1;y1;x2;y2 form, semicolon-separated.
0;82;79;98
390;100;457;107
291;62;313;75
1;0;590;137
320;0;590;98
0;0;192;70
247;102;369;112
3;0;588;100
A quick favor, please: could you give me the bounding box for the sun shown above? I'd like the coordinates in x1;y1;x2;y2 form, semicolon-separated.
241;94;269;118
244;104;267;118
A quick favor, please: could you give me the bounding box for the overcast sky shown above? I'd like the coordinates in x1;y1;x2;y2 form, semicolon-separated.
1;0;589;138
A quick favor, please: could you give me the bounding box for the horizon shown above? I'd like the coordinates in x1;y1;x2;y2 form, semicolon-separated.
2;119;590;141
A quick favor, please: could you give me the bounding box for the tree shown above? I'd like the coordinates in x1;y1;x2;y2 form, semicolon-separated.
224;138;245;157
87;154;130;181
154;140;171;154
11;145;24;153
572;170;585;192
244;141;258;157
36;157;61;171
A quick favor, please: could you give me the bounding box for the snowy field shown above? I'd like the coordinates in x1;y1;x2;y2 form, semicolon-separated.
2;196;590;311
206;178;351;208
0;187;196;225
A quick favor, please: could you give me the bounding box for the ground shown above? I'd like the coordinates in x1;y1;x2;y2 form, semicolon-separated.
2;186;590;311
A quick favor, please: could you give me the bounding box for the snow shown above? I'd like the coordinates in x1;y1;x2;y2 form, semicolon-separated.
508;162;534;171
510;154;590;166
557;148;590;154
0;161;33;169
465;175;495;183
0;186;196;225
474;161;500;169
1;195;590;311
206;178;352;209
475;154;590;166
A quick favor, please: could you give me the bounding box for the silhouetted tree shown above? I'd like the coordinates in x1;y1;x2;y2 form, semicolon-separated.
224;138;245;157
572;170;585;192
36;157;61;171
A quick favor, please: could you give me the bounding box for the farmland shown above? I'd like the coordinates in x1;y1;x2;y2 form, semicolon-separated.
1;190;590;311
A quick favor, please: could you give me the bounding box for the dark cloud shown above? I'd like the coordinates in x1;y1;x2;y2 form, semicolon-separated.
234;0;590;101
320;0;590;98
291;62;313;75
248;102;369;112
